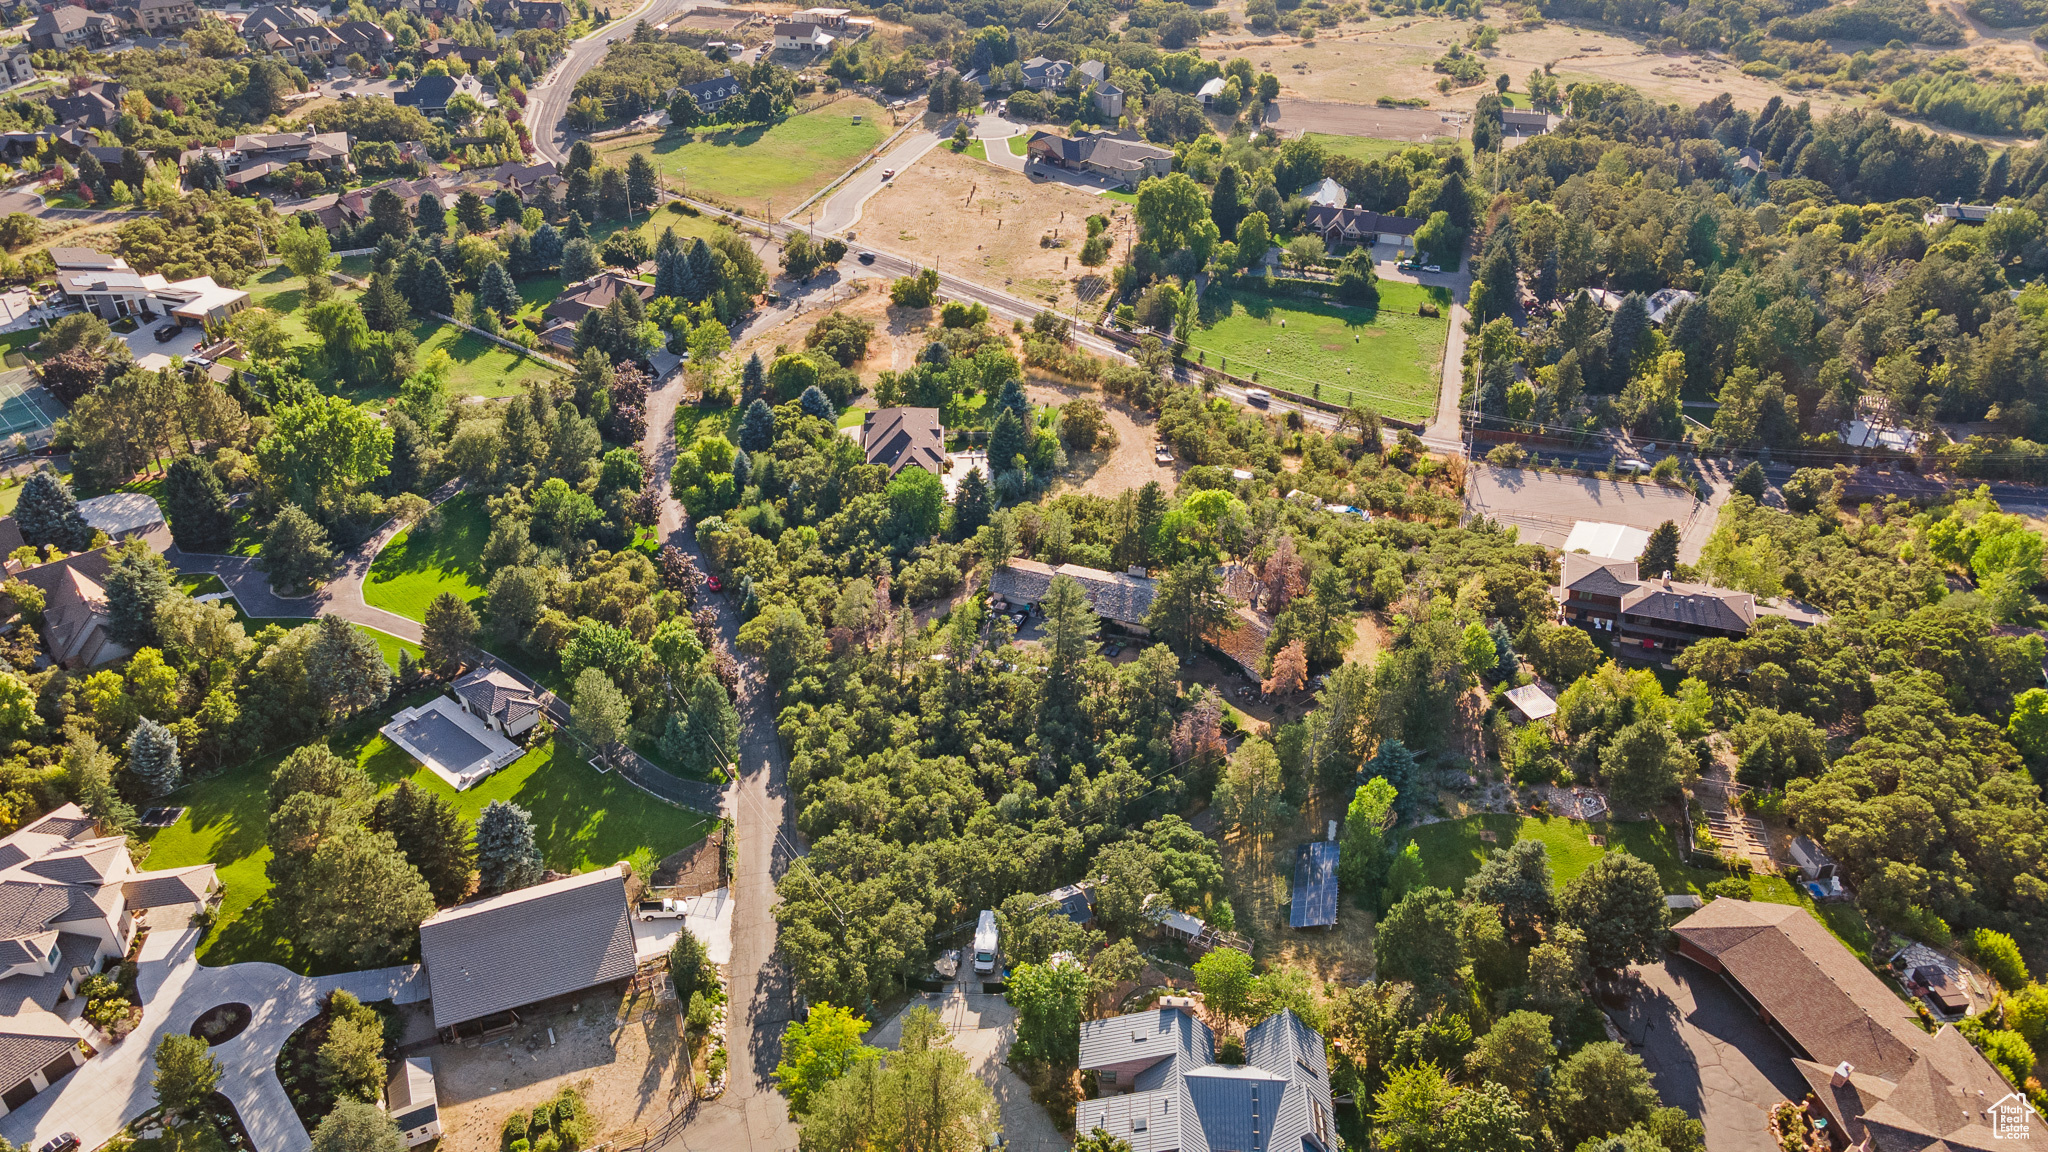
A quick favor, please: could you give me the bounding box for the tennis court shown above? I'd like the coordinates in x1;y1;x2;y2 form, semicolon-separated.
0;368;63;449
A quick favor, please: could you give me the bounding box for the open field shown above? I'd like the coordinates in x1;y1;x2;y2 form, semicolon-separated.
363;492;491;621
603;96;888;218
1183;283;1449;421
1266;99;1458;143
1305;133;1454;162
865;145;1128;309
1402;813;1877;960
139;702;713;973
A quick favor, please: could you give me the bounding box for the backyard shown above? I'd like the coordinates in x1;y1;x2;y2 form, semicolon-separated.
1183;282;1450;422
1401;813;1877;960
602;96;888;217
138;698;714;973
362;492;491;621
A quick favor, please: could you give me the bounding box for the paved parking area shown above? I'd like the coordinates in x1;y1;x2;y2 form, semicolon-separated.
1617;957;1809;1152
869;991;1066;1152
1466;465;1716;564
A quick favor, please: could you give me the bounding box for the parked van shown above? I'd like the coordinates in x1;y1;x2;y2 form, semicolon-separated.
973;910;999;976
1245;388;1272;405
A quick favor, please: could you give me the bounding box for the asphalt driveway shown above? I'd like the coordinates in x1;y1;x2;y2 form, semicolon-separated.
1466;465;1716;564
1618;957;1809;1152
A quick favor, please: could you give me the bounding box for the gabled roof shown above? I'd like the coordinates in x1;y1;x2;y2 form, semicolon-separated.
1559;551;1639;598
1078;1005;1213;1088
860;406;944;477
1501;107;1551;131
122;864;216;910
1288;841;1337;928
543;270;654;326
1302;204;1422;238
29;7;91;35
0;1008;82;1094
1623;578;1755;631
989;559;1159;626
418;865;637;1028
1078;1008;1335;1152
452;667;542;728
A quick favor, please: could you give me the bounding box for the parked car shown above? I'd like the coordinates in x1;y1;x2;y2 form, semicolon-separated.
973;909;1000;976
637;898;686;921
1154;444;1173;463
153;322;182;342
706;574;724;592
40;1134;78;1152
1423;263;1443;274
1617;458;1652;475
1245;388;1272;405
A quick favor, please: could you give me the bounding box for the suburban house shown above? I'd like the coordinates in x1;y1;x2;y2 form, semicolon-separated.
989;559;1159;635
1302;205;1422;249
1020;55;1075;89
55;261;247;328
1554;554;1826;667
1196;76;1226;106
677;71;741;115
452;667;544;738
128;0;194;33
1205;561;1275;680
15;548;126;669
181;132;353;192
1674;900;2019;1152
1076;1005;1337;1152
1925;202;1999;226
237;3;321;39
513;0;566;28
484;160;559;198
395;73;497;114
1501;107;1553;137
331;19;394;59
420;37;491;64
74;494;164;540
308;175;449;236
386;1056;441;1147
772;20;835;51
0;49;32;88
1025;131;1173;188
26;8;117;51
538;271;656;353
1075;60;1122;117
0;804;219;1119
860;407;945;477
45;87;122;134
417;866;637;1037
1646;287;1696;325
256;23;345;63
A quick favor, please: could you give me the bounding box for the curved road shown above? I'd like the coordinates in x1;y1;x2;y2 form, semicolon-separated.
528;0;715;164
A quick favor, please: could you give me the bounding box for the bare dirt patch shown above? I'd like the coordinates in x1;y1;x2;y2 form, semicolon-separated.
862;146;1136;311
1221;788;1377;984
1026;378;1182;498
430;984;689;1152
1266;98;1458;141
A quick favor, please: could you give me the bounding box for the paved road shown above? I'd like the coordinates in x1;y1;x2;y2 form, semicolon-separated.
1619;958;1810;1152
528;0;709;164
805;126;942;235
0;925;425;1152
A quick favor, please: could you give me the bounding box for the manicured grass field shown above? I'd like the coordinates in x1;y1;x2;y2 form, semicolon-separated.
1184;284;1449;421
1008;134;1030;156
607;97;887;217
140;699;711;973
1402;813;1877;960
362;492;491;621
964;139;988;163
1306;132;1474;161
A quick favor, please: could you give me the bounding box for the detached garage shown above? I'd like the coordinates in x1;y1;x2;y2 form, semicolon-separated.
418;866;637;1039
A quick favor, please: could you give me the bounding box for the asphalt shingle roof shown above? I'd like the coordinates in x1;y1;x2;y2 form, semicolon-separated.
419;866;637;1028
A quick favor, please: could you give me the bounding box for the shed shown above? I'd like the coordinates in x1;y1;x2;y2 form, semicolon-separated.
1289;841;1338;929
386;1056;441;1146
1789;835;1836;880
1504;684;1556;722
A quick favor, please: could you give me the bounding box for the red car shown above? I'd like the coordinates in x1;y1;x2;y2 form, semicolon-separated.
706;575;723;593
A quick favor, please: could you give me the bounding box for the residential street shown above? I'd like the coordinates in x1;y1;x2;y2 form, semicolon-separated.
527;0;710;165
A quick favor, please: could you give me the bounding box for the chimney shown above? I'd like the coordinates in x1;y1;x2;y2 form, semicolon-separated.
1832;1061;1854;1087
1327;820;1338;841
1662;570;1673;589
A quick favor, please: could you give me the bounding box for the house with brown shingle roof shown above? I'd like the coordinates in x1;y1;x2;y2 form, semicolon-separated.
1674;900;2017;1152
989;558;1159;633
860;407;944;478
14;550;124;671
1555;554;1825;668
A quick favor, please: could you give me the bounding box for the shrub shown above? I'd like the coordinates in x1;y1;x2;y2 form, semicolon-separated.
1975;928;2031;989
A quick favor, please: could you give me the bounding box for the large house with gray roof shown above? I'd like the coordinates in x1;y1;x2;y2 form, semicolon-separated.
0;805;216;1119
1025;131;1173;189
417;865;637;1033
1076;1005;1337;1152
989;558;1159;635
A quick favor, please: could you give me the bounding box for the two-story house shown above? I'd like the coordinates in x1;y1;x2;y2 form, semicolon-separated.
1554;553;1826;667
1077;1004;1338;1152
26;8;118;52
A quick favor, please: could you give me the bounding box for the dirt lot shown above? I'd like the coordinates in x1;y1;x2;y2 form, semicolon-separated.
431;982;690;1152
1026;378;1182;498
1214;786;1377;985
1265;99;1460;142
862;146;1135;310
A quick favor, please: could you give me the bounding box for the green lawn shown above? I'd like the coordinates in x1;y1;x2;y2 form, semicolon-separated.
964;139;988;163
1007;134;1030;156
1184;285;1449;421
362;492;491;621
1403;813;1878;961
140;704;712;972
606;97;887;217
1306;132;1473;162
172;578;424;669
1101;189;1140;205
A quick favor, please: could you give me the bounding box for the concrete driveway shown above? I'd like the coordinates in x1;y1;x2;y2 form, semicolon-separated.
1618;957;1809;1152
0;924;425;1152
806;125;943;235
1466;464;1716;563
869;991;1066;1152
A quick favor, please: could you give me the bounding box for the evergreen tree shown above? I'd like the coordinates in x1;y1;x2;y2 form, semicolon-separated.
421;591;478;672
952;467;993;535
258;504;337;592
531;223;565;269
493;188;523;223
731;446;751;490
1371;738;1424;821
477;262;519;318
371;779;477;905
800;385;834;421
1210;163;1244;240
454;190;490;231
685;237;714;298
474;799;543;895
76;151;108;201
104;538;176;648
992;376;1032;427
16;471;92;551
394;648;419;688
677;672;739;778
988;407;1027;474
164;454;235;553
1733;461;1767;501
506;229;536;278
653;227;685;299
359;272;409;333
626;151;659;210
1640;520;1682;577
414;192;446;235
562;238;599;282
563;210;589;242
308;613;391;718
1144;558;1231;662
740;351;766;398
384;412;431;495
411;258;454;316
740;398;776;451
126;717;181;798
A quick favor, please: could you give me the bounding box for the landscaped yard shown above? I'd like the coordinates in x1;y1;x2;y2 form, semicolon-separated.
603;97;887;217
176;577;424;669
1184;283;1450;421
362;492;491;621
1402;813;1877;960
140;701;713;972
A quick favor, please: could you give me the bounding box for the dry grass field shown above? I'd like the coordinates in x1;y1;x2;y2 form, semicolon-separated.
862;145;1136;310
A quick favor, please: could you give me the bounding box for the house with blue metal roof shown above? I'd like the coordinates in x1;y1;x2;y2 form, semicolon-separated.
1076;1004;1336;1152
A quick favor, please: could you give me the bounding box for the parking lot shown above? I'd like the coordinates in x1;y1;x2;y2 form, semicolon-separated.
1466;465;1716;564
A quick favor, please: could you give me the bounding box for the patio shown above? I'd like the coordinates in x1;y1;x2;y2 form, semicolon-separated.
379;695;523;790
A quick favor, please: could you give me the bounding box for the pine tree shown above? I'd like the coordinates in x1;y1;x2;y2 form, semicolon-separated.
473;799;543;895
394;648;419;688
16;471;91;551
800;385;834;421
414;192;446;235
1641;520;1682;577
104;539;175;648
421;592;479;672
953;467;992;535
653;227;682;298
740;351;766;399
531;223;564;269
988;407;1027;474
740;398;776;451
993;376;1032;426
308;614;391;718
359;272;408;333
258;505;337;592
477;262;519;318
126;717;181;798
371;779;477;905
685;237;715;299
493;188;523;223
164;454;235;553
412;258;454;316
1733;461;1767;501
563;211;589;242
626;151;659;210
